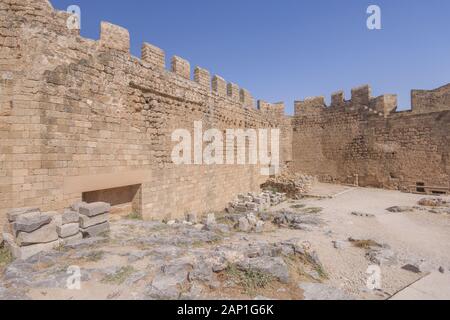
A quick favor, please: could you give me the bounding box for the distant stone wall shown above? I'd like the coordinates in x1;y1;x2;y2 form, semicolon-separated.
292;85;450;191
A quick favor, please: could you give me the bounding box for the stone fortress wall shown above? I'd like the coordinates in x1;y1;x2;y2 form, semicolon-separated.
0;0;292;226
0;0;448;225
292;84;450;192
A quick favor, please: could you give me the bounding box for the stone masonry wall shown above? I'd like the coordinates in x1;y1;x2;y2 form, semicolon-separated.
0;0;291;225
292;85;450;191
1;0;449;226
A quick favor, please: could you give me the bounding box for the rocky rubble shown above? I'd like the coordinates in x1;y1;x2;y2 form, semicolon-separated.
386;198;450;215
227;191;287;214
2;202;111;260
261;173;317;199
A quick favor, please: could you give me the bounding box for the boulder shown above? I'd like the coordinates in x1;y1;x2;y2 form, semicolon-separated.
80;221;110;238
16;222;58;246
79;202;110;217
205;213;216;226
9;239;61;261
7;207;40;223
79;213;108;229
57;223;79;238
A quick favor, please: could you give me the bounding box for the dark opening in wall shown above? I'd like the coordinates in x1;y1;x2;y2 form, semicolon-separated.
416;182;426;193
82;184;142;215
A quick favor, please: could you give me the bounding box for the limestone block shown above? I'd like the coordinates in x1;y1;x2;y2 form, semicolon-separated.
57;223;80;238
79;202;110;217
13;214;52;234
62;209;79;225
60;233;83;246
10;239;61;261
142;42;165;68
16;222;58;246
7;207;40;223
80;221;110;238
171;56;190;79
79;213;109;229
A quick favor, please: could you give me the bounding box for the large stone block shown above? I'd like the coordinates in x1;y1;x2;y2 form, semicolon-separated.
16;222;58;246
79;202;111;217
80;222;110;238
79;213;108;229
57;223;79;238
7;207;40;223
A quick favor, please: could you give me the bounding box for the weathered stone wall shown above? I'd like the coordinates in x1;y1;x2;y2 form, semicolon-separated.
0;0;291;224
1;0;449;226
292;85;450;192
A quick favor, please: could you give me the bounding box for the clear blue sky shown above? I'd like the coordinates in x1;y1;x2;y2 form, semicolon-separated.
50;0;450;114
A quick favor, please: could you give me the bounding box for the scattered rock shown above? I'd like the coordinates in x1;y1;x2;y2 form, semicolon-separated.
238;217;250;232
333;240;349;250
439;266;445;274
79;202;111;217
418;198;448;207
299;283;354;300
146;262;192;299
79;213;108;229
13;214;52;234
80;221;110;238
351;211;375;218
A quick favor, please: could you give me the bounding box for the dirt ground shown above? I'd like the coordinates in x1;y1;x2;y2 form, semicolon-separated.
1;184;449;300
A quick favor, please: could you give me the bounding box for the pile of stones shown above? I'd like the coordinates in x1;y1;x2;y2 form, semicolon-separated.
77;202;111;238
227;191;287;214
2;202;111;260
260;173;316;199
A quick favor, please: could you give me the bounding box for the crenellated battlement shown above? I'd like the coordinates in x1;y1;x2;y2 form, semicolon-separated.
294;84;449;119
294;96;327;116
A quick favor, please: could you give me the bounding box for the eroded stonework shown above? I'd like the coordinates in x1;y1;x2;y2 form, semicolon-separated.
0;0;449;226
